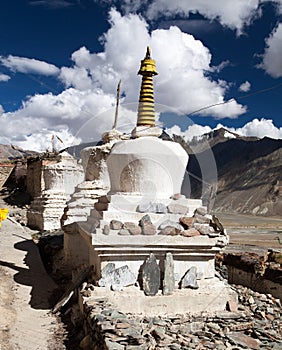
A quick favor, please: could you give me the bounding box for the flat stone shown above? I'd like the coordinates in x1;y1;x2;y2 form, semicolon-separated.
181;228;200;237
163;253;175;295
139;214;152;228
158;219;183;231
168;203;188;215
160;226;180;236
110;219;123;230
180;266;199;289
227;332;260;349
142;253;160;296
98;265;136;290
142;223;156;235
179;216;194;229
118;228;130;235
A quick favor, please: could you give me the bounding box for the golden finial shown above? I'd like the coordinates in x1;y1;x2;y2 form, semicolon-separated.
137;47;158;126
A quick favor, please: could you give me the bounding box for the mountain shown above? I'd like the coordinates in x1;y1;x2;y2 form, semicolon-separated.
180;130;282;217
0;144;37;161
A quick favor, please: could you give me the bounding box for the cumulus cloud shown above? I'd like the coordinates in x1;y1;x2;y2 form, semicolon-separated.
0;9;246;151
0;55;60;76
166;124;212;140
0;73;10;82
104;0;282;33
260;23;282;78
229;118;282;139
166;118;282;141
239;81;251;92
0;105;4;116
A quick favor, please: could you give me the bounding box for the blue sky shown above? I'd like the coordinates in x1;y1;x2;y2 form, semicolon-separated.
0;0;282;151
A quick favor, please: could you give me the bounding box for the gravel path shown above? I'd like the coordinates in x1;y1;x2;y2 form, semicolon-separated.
0;200;66;350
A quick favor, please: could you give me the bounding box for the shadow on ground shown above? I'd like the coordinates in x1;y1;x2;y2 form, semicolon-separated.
0;237;59;310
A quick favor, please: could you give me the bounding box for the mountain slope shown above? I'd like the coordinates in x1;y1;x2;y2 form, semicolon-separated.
185;135;282;216
0;144;36;161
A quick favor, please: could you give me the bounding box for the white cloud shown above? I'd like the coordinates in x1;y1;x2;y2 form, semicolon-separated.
0;9;246;151
260;23;282;78
0;73;10;82
239;81;251;92
167;118;282;141
0;105;4;116
229;118;282;139
166;124;212;140
106;0;282;33
0;55;59;76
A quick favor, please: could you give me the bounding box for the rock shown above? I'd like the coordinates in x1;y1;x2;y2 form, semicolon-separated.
105;340;125;350
155;203;167;213
179;216;194;229
227;332;260;349
180;266;199;289
193;223;214;235
139;214;152;228
163;253;175;295
118;228;130;235
168;203;188;215
103;224;110;235
79;335;91;349
137;202;156;213
101;263;116;278
211;215;224;233
123;222;142;235
226;299;238;312
110;220;123;230
142;223;156;235
129;226;142;235
170;193;185;200
194;207;207;216
142;253;160;296
193;213;210;224
159;226;180;236
181;228;200;237
98;265;136;290
158;220;183;231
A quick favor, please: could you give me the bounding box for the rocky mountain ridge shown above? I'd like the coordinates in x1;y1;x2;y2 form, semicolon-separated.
180;128;282;217
0;144;36;162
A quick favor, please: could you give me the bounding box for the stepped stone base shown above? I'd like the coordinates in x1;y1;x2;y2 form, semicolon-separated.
81;279;236;316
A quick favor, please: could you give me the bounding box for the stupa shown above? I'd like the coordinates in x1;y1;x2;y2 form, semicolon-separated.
64;48;230;308
27;151;84;231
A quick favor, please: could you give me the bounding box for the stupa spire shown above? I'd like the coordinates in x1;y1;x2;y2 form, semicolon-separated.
137;46;158;126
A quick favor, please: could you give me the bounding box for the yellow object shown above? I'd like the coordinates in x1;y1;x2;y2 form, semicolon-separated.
137;47;158;127
0;208;9;227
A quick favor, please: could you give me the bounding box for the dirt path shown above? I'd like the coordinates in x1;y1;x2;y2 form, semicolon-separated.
0;202;66;350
